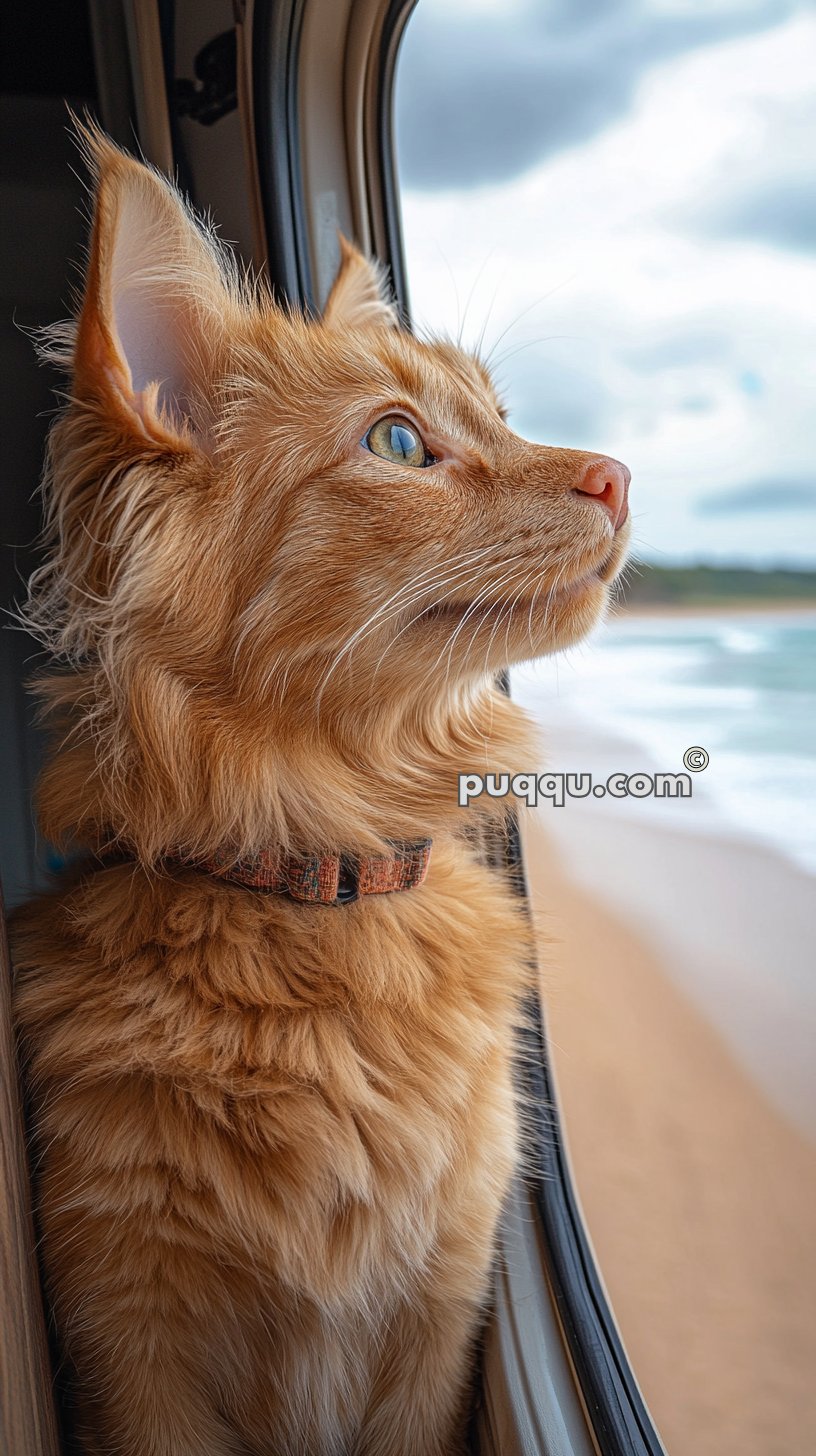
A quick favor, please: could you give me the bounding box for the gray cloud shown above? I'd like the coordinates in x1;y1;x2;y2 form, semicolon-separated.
502;353;612;448
396;1;801;191
678;395;716;413
693;174;816;252
621;328;729;372
698;479;816;514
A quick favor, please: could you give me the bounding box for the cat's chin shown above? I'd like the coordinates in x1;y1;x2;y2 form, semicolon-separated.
413;528;629;662
399;576;605;677
517;533;629;656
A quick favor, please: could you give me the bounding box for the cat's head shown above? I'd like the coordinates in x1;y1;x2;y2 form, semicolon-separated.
27;128;630;855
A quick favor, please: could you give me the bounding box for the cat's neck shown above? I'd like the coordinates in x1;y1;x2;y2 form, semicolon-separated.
36;671;537;863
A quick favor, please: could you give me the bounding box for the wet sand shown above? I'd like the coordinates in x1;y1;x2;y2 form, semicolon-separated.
525;814;816;1456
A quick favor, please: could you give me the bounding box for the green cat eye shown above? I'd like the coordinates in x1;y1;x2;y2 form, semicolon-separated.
364;415;435;468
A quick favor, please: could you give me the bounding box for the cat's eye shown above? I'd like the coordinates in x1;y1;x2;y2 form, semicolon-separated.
364;415;435;468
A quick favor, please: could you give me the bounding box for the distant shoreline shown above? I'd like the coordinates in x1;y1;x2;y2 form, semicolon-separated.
613;597;816;617
613;562;816;615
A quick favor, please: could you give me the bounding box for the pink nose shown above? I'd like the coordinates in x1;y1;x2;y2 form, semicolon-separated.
575;456;630;531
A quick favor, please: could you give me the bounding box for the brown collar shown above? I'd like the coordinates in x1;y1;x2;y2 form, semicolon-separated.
196;840;432;906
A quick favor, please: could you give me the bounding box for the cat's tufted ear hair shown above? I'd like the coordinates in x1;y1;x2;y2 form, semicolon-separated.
322;235;400;331
70;120;237;453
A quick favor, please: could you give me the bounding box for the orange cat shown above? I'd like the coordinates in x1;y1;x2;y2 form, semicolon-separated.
11;128;630;1456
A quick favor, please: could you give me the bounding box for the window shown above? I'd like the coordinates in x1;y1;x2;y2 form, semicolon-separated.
5;2;812;1451
396;3;816;1454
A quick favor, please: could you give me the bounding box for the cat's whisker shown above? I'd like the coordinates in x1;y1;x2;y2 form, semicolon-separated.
244;551;482;713
436;561;529;690
529;556;569;652
368;554;527;684
497;565;543;668
456;248;496;351
458;554;572;686
369;569;488;684
474;282;503;363
525;552;573;650
471;568;537;685
480;273;576;371
488;333;575;373
349;546;505;643
435;578;510;691
316;547;490;681
236;547;495;693
314;544;508;710
526;565;554;655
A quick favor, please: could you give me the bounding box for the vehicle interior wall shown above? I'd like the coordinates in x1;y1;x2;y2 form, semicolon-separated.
0;3;97;908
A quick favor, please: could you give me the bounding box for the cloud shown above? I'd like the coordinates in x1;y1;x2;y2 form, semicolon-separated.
396;0;801;191
621;328;729;372
694;174;816;252
698;479;816;514
673;81;816;252
679;395;716;413
504;354;612;446
397;13;816;563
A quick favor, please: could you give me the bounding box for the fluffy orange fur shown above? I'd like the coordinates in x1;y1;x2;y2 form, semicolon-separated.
11;127;630;1455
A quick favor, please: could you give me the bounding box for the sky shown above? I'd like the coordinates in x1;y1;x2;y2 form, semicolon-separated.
395;0;816;566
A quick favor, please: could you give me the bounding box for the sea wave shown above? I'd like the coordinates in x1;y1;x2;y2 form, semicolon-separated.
512;608;816;877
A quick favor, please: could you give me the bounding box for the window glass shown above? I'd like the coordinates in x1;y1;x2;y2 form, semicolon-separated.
396;4;816;1453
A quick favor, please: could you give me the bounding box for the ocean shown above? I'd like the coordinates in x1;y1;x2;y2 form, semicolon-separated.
512;607;816;878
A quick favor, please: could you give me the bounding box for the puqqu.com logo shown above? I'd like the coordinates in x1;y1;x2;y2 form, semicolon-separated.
458;749;709;807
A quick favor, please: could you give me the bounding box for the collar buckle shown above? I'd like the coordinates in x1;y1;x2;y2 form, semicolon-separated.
335;855;360;905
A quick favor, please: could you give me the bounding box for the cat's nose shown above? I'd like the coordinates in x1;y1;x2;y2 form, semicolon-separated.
574;456;630;531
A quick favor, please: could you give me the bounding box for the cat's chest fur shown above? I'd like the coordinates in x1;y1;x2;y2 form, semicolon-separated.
14;835;532;1304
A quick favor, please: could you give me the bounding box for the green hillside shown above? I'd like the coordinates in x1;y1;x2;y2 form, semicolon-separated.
619;564;816;607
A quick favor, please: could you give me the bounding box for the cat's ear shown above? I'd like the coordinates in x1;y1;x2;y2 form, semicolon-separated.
322;235;399;331
72;123;234;452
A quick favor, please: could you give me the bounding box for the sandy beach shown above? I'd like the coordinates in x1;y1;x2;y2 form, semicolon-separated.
524;811;816;1456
